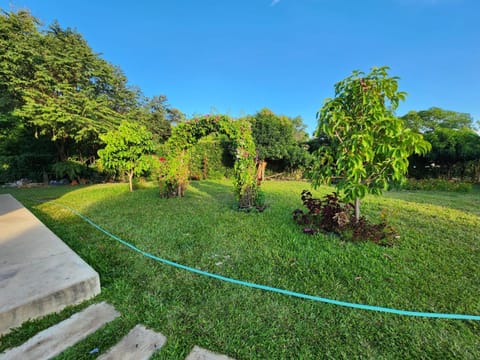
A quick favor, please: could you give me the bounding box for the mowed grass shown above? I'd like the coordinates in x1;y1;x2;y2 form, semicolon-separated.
1;180;479;359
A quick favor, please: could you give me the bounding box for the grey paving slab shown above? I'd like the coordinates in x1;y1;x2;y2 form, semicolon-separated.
185;346;236;360
0;194;101;335
98;324;166;360
0;302;119;360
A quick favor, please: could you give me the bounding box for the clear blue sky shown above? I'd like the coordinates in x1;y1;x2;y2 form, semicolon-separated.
4;0;480;135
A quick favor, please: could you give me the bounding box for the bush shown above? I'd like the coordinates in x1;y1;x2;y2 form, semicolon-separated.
293;190;396;245
52;159;88;182
0;153;53;183
400;178;472;192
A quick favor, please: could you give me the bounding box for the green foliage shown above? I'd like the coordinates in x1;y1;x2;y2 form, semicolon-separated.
402;107;476;133
159;114;258;207
310;66;431;218
404;108;480;181
285;144;314;171
98;121;154;191
425;127;480;162
247;108;311;180
399;178;473;192
51;159;87;182
133;95;185;143
0;153;53;183
0;10;40;126
250;108;296;161
188;136;233;180
0;9;138;163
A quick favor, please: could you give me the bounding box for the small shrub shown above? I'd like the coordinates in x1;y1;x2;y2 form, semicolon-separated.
293;190;396;245
236;187;267;212
52;159;87;182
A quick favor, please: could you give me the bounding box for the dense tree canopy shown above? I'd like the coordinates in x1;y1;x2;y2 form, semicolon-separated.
1;8;476;188
0;10;138;163
247;108;309;181
133;95;186;143
401;107;475;133
0;9;183;183
403;108;480;180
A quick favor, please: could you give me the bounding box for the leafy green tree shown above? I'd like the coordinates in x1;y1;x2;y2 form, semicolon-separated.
311;66;431;220
401;107;475;133
134;95;185;143
249;108;300;181
290;115;310;142
0;10;40;148
402;107;479;180
98;121;154;192
422;127;480;179
14;22;134;161
1;10;138;164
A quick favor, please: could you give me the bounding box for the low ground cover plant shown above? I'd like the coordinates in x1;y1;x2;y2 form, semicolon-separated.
293;190;396;245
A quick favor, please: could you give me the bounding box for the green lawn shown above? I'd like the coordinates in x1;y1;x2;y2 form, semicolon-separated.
1;180;479;359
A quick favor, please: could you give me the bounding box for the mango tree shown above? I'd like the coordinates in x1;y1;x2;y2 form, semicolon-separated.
310;66;431;220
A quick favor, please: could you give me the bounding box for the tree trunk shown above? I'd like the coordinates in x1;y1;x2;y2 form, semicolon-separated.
177;183;184;197
256;160;267;183
42;169;49;184
128;171;134;192
354;197;360;222
56;138;67;162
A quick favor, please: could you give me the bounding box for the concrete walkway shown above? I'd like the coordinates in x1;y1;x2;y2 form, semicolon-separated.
0;194;235;359
0;194;100;335
0;302;119;360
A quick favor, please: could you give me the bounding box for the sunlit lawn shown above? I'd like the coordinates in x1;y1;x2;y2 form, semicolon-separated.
1;180;479;359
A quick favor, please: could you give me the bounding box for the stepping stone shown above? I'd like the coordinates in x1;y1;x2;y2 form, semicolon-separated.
0;302;119;360
185;346;235;360
0;194;101;335
98;324;166;360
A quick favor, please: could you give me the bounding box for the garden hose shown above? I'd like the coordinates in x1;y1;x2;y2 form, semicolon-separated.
52;202;480;321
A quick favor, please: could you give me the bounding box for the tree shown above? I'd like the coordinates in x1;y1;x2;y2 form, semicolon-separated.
311;66;431;220
423;127;480;179
98;121;154;192
14;22;135;161
401;107;475;133
134;95;185;143
402;108;479;180
249;108;298;181
0;10;39;131
1;10;137;163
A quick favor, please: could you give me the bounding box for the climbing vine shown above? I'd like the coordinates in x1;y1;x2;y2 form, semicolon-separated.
158;115;259;208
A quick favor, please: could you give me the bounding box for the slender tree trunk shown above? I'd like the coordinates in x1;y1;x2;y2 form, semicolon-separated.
256;160;267;183
354;197;360;222
128;171;134;192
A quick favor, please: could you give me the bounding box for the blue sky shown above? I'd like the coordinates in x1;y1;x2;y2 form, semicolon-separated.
4;0;479;135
